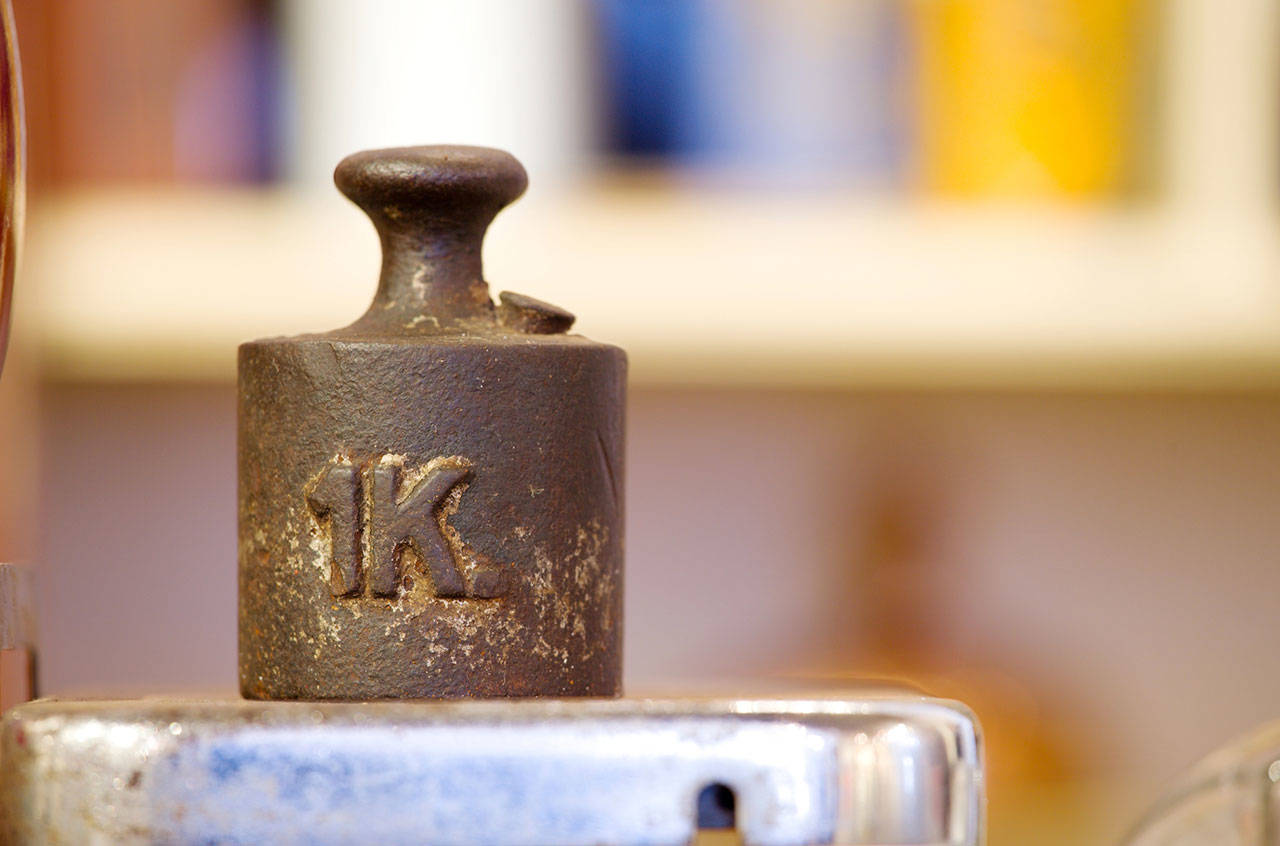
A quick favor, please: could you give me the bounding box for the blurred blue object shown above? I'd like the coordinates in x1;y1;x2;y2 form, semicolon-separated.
592;0;909;187
593;0;698;157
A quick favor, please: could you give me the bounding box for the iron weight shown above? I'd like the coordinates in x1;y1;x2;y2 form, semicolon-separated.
239;147;625;699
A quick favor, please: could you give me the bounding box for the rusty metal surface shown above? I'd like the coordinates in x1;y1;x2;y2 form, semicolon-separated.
239;147;626;699
0;695;984;846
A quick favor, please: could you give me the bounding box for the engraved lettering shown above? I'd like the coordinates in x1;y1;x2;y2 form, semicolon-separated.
370;461;471;598
305;462;361;597
305;454;506;600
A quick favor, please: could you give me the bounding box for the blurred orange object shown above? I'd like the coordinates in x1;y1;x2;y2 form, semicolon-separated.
909;0;1154;197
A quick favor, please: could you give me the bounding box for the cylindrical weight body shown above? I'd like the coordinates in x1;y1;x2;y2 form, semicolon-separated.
238;147;625;699
239;337;624;699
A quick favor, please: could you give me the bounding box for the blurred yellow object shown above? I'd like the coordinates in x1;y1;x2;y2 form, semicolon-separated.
910;0;1151;197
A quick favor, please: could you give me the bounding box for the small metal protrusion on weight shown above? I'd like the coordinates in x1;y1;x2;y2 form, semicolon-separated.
497;291;576;335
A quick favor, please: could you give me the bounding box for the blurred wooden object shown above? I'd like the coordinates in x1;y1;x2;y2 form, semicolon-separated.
0;564;32;652
0;343;39;713
0;563;35;711
0;648;33;710
12;0;276;188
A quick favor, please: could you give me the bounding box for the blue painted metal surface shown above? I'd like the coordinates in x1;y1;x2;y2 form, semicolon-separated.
1;696;983;845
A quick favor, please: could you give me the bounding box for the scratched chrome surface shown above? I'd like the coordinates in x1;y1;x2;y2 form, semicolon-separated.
0;696;983;846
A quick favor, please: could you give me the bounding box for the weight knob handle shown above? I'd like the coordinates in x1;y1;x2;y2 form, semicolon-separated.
335;145;528;330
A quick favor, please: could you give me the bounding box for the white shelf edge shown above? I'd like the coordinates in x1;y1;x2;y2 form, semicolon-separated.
20;186;1280;390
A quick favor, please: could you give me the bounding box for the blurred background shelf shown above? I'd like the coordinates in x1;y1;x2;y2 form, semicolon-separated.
25;186;1280;389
